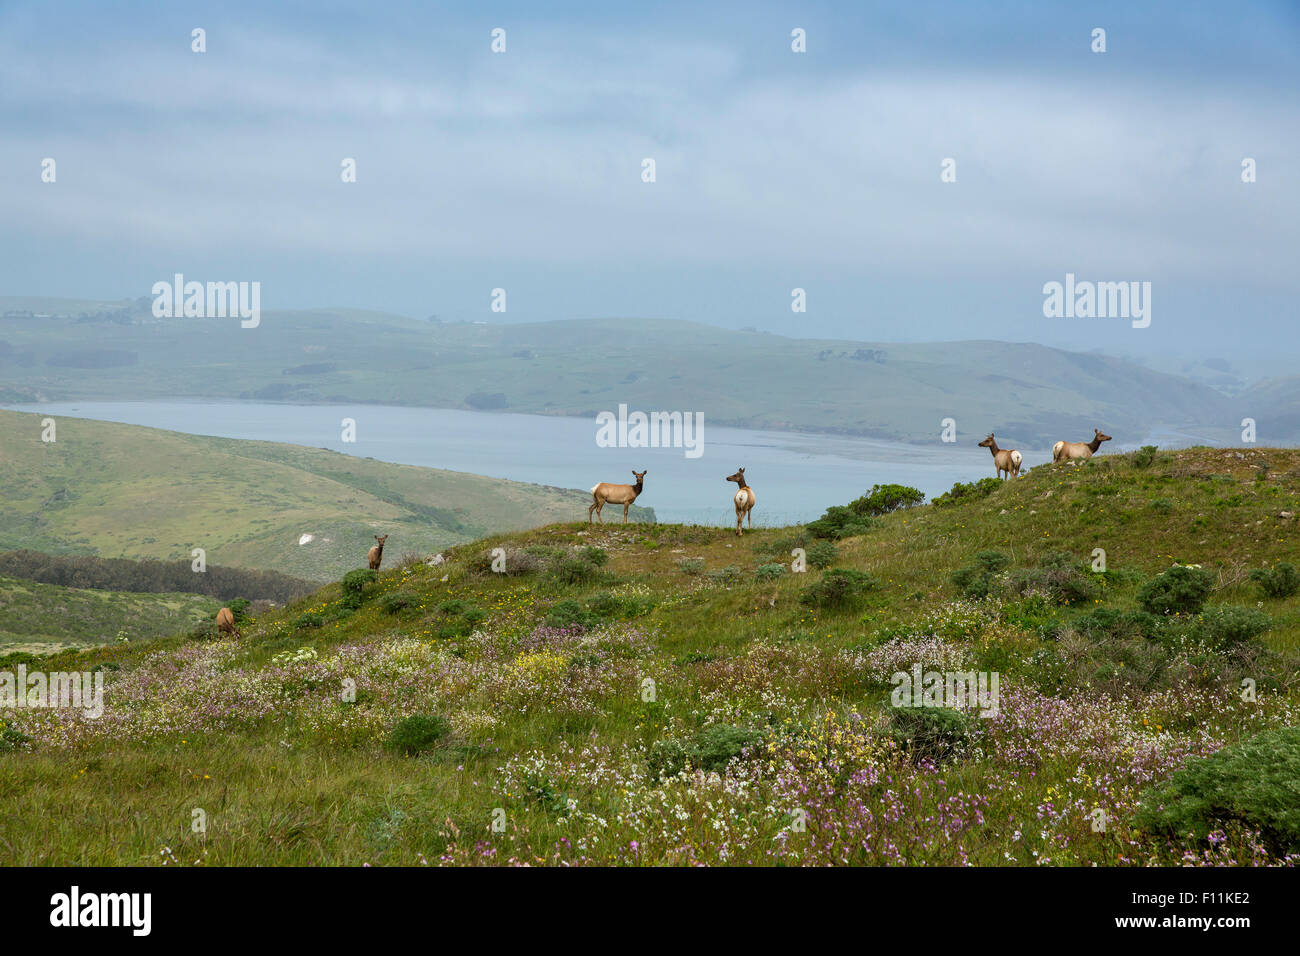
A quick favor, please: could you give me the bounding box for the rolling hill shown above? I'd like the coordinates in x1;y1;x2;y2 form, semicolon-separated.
0;298;1256;447
0;409;652;581
2;446;1298;865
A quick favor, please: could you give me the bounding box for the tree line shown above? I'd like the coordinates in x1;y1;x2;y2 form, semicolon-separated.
0;550;315;603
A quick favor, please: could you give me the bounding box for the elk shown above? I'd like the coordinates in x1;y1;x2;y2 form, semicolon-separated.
368;533;389;570
978;433;1023;479
216;607;241;639
1053;428;1112;463
726;467;756;536
589;471;646;524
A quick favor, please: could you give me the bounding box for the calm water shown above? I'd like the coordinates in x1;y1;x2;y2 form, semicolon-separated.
4;401;1054;526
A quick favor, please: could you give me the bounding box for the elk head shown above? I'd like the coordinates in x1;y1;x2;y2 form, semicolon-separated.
725;467;746;485
374;534;389;547
1094;429;1112;444
978;434;995;449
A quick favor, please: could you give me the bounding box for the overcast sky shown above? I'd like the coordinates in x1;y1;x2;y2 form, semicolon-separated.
1;0;1296;361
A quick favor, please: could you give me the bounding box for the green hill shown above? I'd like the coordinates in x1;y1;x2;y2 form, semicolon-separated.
0;301;1249;446
2;446;1298;865
0;575;219;653
0;409;651;582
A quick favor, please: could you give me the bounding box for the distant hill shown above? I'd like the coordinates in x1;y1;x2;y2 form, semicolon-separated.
0;299;1256;447
0;410;652;581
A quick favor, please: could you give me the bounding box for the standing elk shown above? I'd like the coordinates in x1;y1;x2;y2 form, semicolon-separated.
726;467;756;536
589;471;646;524
216;607;241;638
978;433;1023;479
1053;428;1112;463
368;533;389;570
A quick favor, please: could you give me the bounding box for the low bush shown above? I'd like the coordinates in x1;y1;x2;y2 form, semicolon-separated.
932;476;1003;507
805;540;837;569
380;591;417;614
799;568;877;609
340;569;377;609
1134;726;1300;856
1138;564;1215;616
1187;605;1271;650
647;724;766;779
1250;562;1300;600
886;707;973;764
385;714;451;756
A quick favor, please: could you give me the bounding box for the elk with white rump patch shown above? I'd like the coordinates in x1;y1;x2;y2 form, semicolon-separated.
589;471;646;524
978;433;1022;479
1053;428;1112;463
726;467;756;536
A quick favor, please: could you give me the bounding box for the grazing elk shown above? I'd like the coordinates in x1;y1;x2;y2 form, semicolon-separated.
368;534;389;570
589;471;646;524
216;607;241;638
1053;428;1112;463
978;433;1023;479
726;467;756;536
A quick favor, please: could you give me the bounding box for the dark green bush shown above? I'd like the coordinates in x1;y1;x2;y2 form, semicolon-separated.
292;611;324;630
380;591;416;614
806;484;923;539
951;552;1009;600
385;714;451;755
799;568;877;609
226;597;253;624
1070;606;1160;642
551;548;609;585
932;476;1003;507
1009;552;1100;606
1251;562;1300;600
754;562;785;581
1134;726;1300;856
805;540;837;569
887;707;973;764
1131;445;1159;468
1138;565;1215;615
647;724;766;779
1188;605;1271;650
543;599;601;629
340;569;378;609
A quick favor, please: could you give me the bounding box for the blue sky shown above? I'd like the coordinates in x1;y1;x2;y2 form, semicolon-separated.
1;0;1296;361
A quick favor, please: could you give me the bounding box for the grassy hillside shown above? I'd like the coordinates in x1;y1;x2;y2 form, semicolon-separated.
0;409;651;582
0;301;1247;446
2;446;1298;865
0;575;219;653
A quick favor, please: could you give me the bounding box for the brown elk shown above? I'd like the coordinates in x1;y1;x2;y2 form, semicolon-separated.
726;467;756;536
978;433;1023;479
216;607;241;638
1053;428;1112;463
589;471;646;524
368;534;389;570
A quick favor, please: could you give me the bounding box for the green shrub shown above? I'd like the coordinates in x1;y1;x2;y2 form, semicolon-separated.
1070;606;1160;642
543;599;601;629
754;562;786;581
951;552;1008;600
1138;564;1215;615
434;599;487;637
1009;552;1099;606
385;714;451;756
380;591;416;614
932;476;1003;507
340;569;377;609
1188;605;1271;650
706;565;742;584
850;483;926;517
226;597;253;624
1134;726;1300;856
1250;562;1300;600
799;568;877;609
677;557;704;576
292;611;324;630
1150;498;1174;514
551;547;609;586
1131;445;1159;468
647;724;765;779
806;484;923;539
805;540;837;569
886;707;973;764
0;725;31;752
